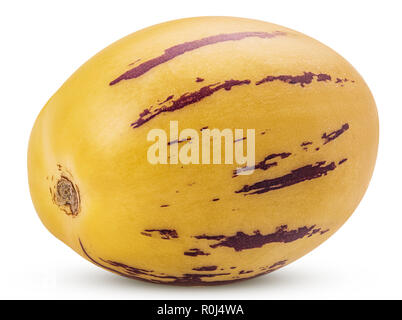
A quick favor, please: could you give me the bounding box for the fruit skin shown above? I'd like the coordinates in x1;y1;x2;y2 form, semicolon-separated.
28;16;378;285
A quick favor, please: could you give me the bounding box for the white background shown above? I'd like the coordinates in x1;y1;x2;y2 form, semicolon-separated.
1;0;401;299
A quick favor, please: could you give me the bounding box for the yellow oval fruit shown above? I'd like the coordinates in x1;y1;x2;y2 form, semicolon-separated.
28;17;378;285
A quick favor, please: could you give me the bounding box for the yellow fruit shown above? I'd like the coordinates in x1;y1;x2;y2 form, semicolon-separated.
28;16;378;285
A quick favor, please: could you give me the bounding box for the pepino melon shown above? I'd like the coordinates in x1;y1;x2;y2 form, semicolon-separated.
28;16;378;285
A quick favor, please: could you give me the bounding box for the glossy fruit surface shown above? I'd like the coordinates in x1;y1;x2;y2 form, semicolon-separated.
28;17;378;285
